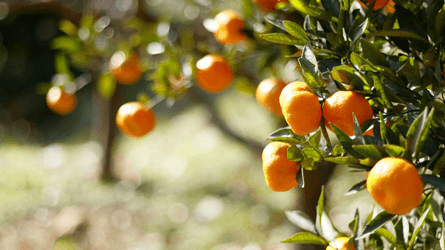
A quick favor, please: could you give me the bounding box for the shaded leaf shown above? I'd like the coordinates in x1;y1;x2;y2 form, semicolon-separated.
268;127;306;144
344;180;367;196
421;174;445;192
352;145;387;161
360;39;388;67
350;18;368;43
368;30;428;43
320;0;340;17
325;156;362;165
408;206;431;250
288;145;305;161
331;123;363;158
331;65;365;91
357;211;397;239
303;6;338;22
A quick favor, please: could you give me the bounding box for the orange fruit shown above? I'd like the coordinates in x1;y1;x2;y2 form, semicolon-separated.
279;81;322;135
110;53;143;85
357;0;390;10
46;86;77;115
367;157;423;215
116;102;156;138
214;10;247;45
195;54;234;93
262;141;300;192
385;0;395;13
252;0;289;12
256;78;287;117
326;237;355;250
323;91;373;137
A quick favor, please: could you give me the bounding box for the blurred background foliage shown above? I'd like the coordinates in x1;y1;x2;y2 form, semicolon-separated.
0;0;372;249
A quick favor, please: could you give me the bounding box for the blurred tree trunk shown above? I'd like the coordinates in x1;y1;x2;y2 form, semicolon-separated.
92;82;123;182
293;162;334;250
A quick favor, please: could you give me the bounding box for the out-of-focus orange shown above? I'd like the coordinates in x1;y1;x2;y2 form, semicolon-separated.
46;86;77;115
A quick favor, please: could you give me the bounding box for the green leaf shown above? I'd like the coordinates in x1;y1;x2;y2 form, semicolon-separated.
350;209;360;238
330;123;363;158
59;19;77;36
303;6;338;22
344;180;367;196
260;33;306;45
420;174;445;192
384;145;409;159
352;145;387;161
407;207;431;250
281;232;329;245
353;113;365;145
423;47;436;67
370;75;392;108
357;211;397;239
268;127;306;144
283;21;309;41
359;158;377;166
441;223;445;250
406;108;435;160
325;156;362;165
301;43;318;68
289;0;310;14
298;58;325;90
360;39;388;67
51;36;82;52
302;148;323;168
368;30;429;43
349;18;368;43
316;186;325;238
285;210;318;234
243;0;253;19
331;65;365;91
320;0;340;17
54;52;74;80
375;228;397;245
436;5;445;35
97;73;116;99
308;130;322;149
332;144;346;156
288;145;305;161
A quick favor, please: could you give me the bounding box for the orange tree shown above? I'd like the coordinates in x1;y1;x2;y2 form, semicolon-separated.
44;0;445;248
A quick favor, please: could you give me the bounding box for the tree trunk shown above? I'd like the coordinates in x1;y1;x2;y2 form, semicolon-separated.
92;83;123;182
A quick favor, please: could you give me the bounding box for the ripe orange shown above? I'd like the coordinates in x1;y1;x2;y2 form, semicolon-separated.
252;0;289;12
357;0;390;10
323;91;373;137
385;0;395;13
46;86;77;115
110;53;143;85
256;78;287;117
326;237;355;250
262;141;300;192
195;54;234;93
279;81;322;135
367;157;423;215
116;102;156;138
214;10;246;45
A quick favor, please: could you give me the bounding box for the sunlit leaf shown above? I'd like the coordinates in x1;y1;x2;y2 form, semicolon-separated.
283;21;309;41
281;232;329;245
285;210;318;234
375;228;397;245
330;123;363;158
260;33;306;45
408;206;431;249
97;73;116;99
368;30;428;43
288;145;305;161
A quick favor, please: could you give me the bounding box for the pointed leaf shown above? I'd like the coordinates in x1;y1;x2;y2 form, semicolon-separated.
357;211;397;239
298;58;325;89
360;39;388;67
344;180;367;196
303;6;338;22
285;210;318;234
384;145;409;159
265;17;286;31
375;228;397;245
420;174;445;192
268;127;306;144
408;206;431;250
350;18;368;43
308;130;322;149
288;145;305;161
331;123;363;158
283;21;309;41
325;156;362;165
260;33;306;45
321;210;339;242
436;5;445;35
321;0;340;17
281;232;329;245
297;168;305;188
352;145;387;161
368;30;428;43
331;65;365;91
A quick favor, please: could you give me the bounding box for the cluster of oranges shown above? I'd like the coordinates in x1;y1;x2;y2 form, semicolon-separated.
259;79;424;216
256;79;373;137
